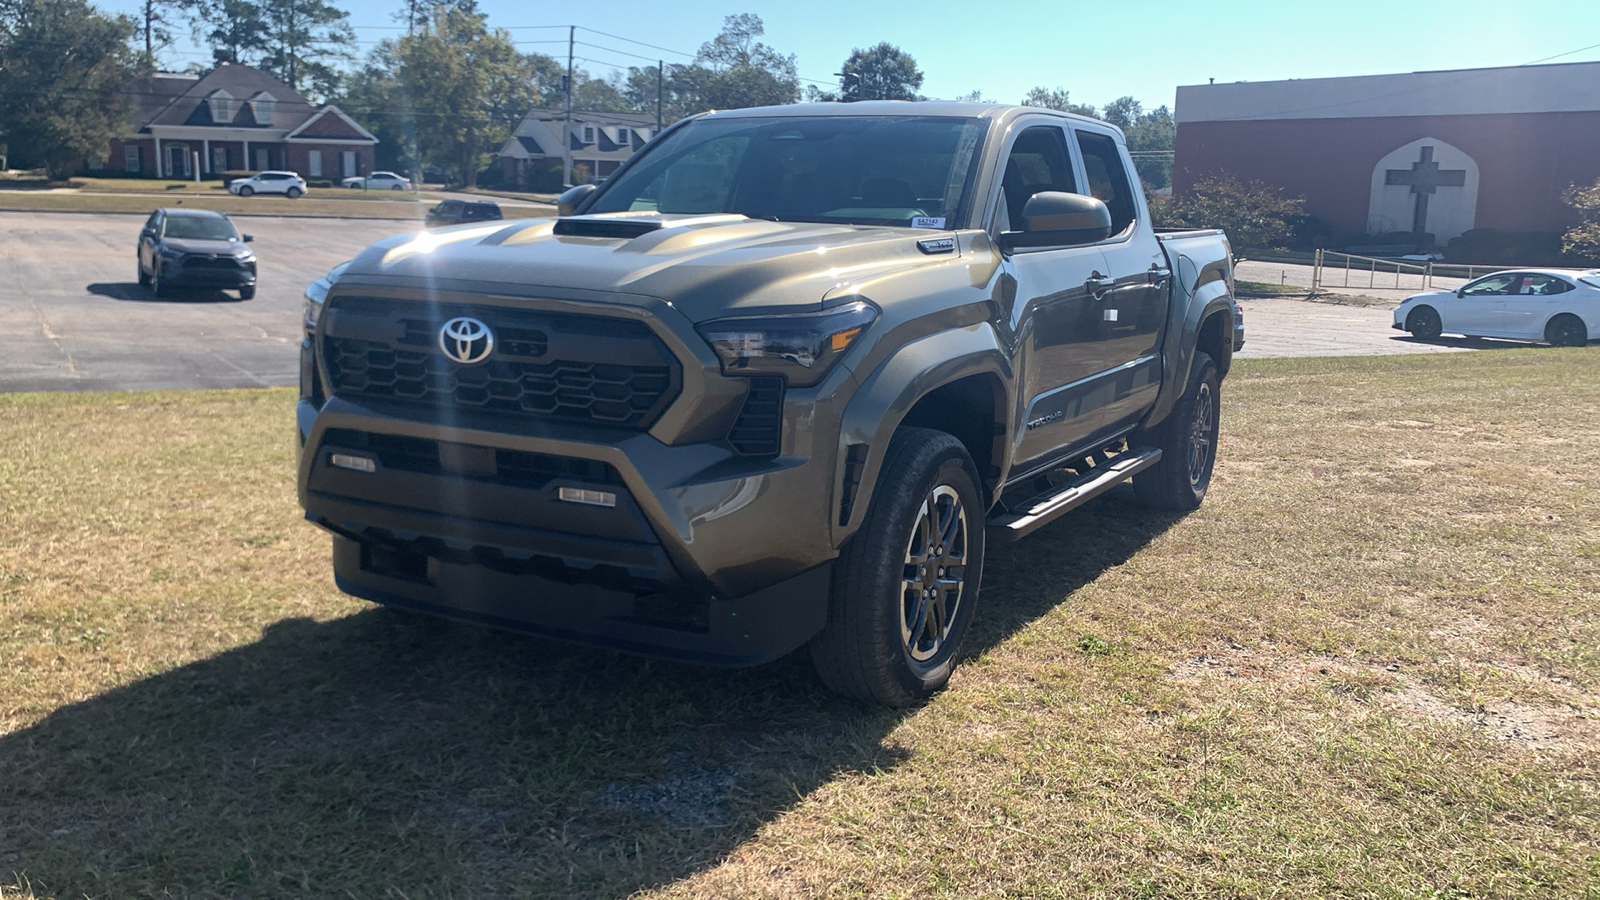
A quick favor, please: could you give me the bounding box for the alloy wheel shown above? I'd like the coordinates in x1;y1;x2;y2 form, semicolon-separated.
1188;382;1216;487
901;485;968;663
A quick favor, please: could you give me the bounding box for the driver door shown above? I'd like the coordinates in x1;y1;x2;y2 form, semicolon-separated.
1448;272;1516;335
997;122;1114;476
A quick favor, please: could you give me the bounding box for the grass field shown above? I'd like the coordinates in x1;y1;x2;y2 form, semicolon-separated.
1;351;1597;898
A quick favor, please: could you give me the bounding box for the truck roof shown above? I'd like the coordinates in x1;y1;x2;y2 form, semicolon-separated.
699;100;1110;130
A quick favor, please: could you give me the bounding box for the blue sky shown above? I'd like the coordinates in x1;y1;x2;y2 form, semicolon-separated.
109;0;1600;111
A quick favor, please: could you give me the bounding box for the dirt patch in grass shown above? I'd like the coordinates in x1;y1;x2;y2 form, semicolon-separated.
3;349;1599;898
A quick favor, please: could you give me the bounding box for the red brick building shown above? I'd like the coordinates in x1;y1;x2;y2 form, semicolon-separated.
1173;61;1600;244
94;63;377;180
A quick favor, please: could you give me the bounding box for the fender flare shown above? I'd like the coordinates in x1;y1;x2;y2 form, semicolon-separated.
1144;260;1236;431
831;323;1013;547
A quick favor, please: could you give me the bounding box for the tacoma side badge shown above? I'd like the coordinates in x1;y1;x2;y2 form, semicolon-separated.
917;237;956;255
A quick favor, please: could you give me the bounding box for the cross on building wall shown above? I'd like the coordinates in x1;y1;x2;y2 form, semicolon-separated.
1385;145;1467;236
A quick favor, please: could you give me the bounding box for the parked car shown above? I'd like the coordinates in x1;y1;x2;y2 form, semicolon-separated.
296;102;1242;706
342;171;411;191
425;200;503;228
228;171;307;198
1394;269;1600;346
136;208;256;299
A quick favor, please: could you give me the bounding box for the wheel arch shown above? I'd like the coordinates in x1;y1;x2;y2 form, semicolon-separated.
833;326;1014;549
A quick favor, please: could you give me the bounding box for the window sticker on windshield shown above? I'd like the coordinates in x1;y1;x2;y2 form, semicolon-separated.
912;217;946;229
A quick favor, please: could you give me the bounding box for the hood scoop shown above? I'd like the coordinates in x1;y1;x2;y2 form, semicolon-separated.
552;216;663;239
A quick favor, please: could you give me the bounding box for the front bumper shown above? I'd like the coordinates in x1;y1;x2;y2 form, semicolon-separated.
160;257;256;287
296;286;847;665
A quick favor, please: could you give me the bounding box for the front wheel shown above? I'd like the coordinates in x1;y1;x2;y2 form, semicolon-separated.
1134;351;1221;511
1406;305;1442;340
1546;314;1588;347
811;427;985;707
137;258;150;287
238;285;256;300
238;185;254;197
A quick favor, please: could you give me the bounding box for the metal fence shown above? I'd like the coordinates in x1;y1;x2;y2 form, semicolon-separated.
1311;249;1436;292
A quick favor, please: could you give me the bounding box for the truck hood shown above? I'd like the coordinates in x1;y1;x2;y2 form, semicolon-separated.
339;213;962;322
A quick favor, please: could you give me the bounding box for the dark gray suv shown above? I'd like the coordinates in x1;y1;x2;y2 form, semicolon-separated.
136;208;257;299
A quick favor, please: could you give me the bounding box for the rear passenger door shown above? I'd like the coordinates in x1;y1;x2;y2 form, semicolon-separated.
996;120;1115;475
1072;126;1169;435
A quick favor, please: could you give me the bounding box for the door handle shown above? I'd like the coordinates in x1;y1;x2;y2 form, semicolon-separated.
1147;265;1170;284
1086;272;1115;299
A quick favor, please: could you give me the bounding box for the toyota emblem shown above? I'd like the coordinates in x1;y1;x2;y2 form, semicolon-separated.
439;316;494;365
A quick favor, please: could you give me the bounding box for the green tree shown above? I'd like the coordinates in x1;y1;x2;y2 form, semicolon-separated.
837;42;922;102
254;0;355;99
137;0;193;63
370;5;540;186
1021;86;1095;117
1562;177;1600;263
1121;102;1174;189
614;15;797;124
194;0;266;65
1152;175;1305;250
0;0;139;176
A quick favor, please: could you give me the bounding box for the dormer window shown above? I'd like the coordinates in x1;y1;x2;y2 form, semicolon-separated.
207;90;236;124
249;91;277;126
582;124;596;144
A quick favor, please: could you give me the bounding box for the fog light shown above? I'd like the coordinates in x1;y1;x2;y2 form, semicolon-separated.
330;453;376;473
559;487;616;507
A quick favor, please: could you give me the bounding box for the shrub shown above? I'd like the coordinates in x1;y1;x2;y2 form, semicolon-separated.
1563;177;1600;264
1153;175;1305;250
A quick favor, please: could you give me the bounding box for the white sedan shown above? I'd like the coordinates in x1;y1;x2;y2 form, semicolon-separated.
341;171;412;191
1394;269;1600;347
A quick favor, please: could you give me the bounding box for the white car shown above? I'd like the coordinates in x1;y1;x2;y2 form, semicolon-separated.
1394;269;1600;347
228;171;307;198
341;171;411;191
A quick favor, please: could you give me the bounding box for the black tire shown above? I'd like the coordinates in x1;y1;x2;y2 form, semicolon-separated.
1545;314;1588;347
1134;351;1221;511
1406;305;1442;340
238;285;256;300
810;427;985;707
150;265;165;298
286;187;302;199
137;258;150;287
391;184;403;191
238;185;254;197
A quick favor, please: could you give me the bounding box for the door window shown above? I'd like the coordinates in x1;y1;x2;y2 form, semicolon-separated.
1513;274;1572;296
998;125;1076;232
1460;273;1518;296
1074;130;1137;236
125;145;141;172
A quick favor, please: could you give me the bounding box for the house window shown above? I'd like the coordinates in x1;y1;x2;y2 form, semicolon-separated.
254;148;270;170
87;158;104;171
249;93;276;126
341;151;357;177
212;147;229;173
583;124;596;144
207;90;235;124
308;150;322;177
125;145;141;173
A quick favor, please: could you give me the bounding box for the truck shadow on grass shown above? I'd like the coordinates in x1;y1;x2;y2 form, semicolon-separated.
0;491;1179;898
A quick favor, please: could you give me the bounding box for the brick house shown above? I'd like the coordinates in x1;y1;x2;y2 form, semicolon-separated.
93;62;377;180
498;109;657;190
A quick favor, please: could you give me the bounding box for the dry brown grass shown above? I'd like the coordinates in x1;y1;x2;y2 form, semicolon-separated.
2;349;1598;898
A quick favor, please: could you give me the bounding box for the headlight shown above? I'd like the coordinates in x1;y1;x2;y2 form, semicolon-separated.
303;261;351;331
158;246;183;260
695;301;877;387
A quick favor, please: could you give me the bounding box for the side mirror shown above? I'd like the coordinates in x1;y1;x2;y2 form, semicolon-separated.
1000;192;1113;250
1455;288;1464;297
242;234;254;243
557;183;597;216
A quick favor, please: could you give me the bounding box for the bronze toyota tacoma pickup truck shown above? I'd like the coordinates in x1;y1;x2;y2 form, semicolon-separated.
296;102;1242;706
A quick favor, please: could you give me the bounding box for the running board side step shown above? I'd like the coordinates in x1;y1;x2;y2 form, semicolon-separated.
987;447;1163;541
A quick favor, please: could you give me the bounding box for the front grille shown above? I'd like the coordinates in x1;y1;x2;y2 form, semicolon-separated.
322;297;680;430
181;255;243;270
727;376;785;457
322;428;622;491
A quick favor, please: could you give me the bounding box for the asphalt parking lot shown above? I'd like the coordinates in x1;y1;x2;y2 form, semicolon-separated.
0;211;1475;392
0;211;417;392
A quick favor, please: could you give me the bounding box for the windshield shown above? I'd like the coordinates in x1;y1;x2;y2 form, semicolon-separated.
586;115;987;228
163;216;240;241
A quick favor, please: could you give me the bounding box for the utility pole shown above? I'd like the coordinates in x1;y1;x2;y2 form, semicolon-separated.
656;60;664;132
562;25;574;188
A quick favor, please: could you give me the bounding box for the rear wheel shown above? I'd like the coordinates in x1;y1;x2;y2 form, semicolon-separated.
1134;351;1221;511
391;184;403;191
1406;305;1442;340
286;186;302;199
238;185;254;197
1546;314;1588;347
811;427;985;707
